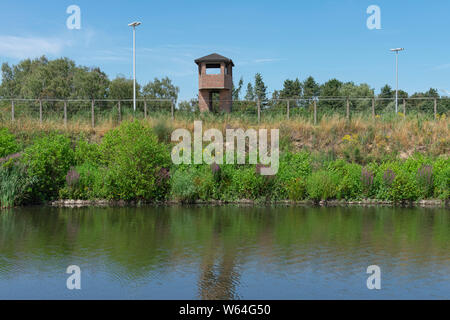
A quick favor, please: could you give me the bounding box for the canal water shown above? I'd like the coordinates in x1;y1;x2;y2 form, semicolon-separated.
0;206;448;299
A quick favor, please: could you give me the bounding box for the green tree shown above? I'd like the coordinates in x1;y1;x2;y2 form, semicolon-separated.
319;78;343;110
339;82;374;111
254;73;268;104
271;90;280;100
303;76;320;98
99;121;171;201
0;63;17;97
379;84;393;99
42;58;76;99
280;78;302;99
232;77;244;101
22;134;75;201
277;78;303;110
178;99;199;113
321;78;342;97
244;83;255;101
142;77;179;102
20;65;47;99
109;76;138;100
72;67;109;99
17;56;49;99
409;88;439;113
340;82;373;98
2;56;79;99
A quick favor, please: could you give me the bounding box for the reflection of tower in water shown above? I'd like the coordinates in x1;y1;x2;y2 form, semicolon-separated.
198;240;241;300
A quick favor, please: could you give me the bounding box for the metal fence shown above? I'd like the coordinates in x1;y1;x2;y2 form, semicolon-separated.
228;97;449;124
0;97;448;127
0;98;175;127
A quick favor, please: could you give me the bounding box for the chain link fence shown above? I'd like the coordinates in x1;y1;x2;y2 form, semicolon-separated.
0;97;448;126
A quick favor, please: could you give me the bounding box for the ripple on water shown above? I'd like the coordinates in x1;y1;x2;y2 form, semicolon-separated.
0;206;449;299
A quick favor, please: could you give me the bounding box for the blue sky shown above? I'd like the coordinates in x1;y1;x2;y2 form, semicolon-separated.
0;0;449;101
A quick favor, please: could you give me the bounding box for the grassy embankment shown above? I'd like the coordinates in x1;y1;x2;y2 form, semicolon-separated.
0;112;449;208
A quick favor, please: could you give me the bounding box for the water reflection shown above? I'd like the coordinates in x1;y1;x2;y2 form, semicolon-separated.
0;206;449;299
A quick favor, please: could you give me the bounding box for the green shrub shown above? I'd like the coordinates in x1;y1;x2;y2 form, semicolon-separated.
374;161;401;200
275;151;311;199
433;157;450;200
170;168;198;203
416;164;434;199
306;170;339;201
74;134;101;166
193;165;215;200
229;167;260;200
374;159;427;201
0;128;19;158
403;153;431;174
286;177;307;201
228;166;275;200
361;166;375;198
390;169;419;201
99;121;171;201
0;162;38;208
152;119;174;143
328;160;363;200
22;134;75;201
278;151;312;181
212;164;234;200
59;162;107;200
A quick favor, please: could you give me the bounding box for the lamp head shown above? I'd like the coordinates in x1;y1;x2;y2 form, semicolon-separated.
128;22;142;27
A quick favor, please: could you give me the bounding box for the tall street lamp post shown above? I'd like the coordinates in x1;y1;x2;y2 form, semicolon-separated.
390;48;404;113
128;21;142;112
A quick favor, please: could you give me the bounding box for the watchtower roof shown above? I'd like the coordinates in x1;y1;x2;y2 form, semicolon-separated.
195;53;234;67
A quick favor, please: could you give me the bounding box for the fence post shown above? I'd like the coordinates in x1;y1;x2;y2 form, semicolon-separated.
403;99;406;115
11;100;14;122
171;100;175;120
39;99;43;125
64;101;67;127
346;97;350;120
313;99;317;125
91;99;95;128
372;97;375;120
434;98;437;120
257;99;261;124
144;99;147;119
286;100;290;120
118;100;121;122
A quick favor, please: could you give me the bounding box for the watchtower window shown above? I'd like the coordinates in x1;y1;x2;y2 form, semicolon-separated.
205;63;221;75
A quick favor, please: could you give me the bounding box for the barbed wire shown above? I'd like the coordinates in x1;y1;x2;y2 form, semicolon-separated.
0;97;448;102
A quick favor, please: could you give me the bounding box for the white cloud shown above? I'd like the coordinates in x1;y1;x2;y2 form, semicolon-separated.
87;49;129;62
0;35;65;59
434;63;450;70
253;58;280;63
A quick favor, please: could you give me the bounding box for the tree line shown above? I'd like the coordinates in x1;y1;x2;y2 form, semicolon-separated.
1;56;447;114
232;73;441;101
229;73;446;114
0;56;179;102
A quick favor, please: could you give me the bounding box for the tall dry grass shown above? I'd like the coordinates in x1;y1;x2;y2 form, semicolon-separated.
1;112;449;161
